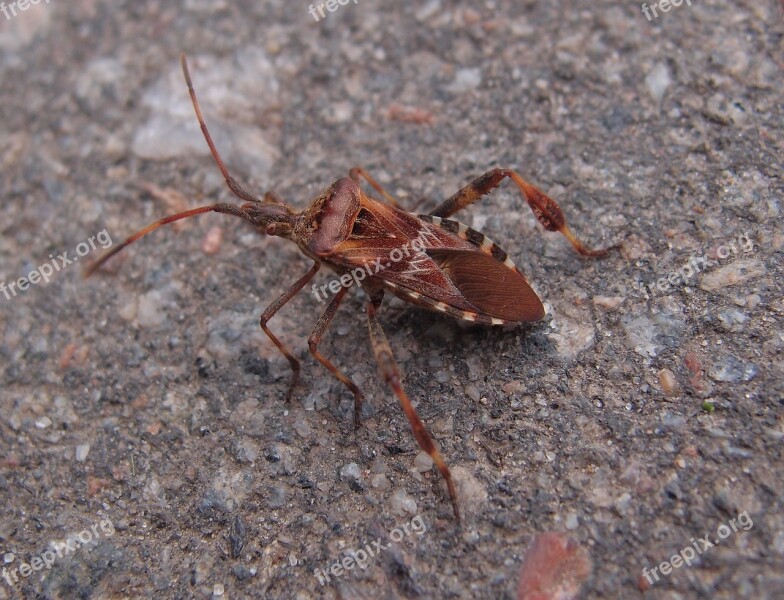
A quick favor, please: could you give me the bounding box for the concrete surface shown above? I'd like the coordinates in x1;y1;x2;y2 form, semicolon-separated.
0;1;782;598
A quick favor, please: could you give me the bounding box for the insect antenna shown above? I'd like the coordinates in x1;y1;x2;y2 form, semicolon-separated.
180;53;262;205
83;203;252;277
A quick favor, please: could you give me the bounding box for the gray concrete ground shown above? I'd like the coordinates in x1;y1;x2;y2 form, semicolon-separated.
0;1;782;598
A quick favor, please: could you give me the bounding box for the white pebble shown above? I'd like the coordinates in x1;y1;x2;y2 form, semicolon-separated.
413;451;433;473
75;444;90;462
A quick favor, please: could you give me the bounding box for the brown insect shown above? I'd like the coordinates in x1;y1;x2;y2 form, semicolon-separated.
86;54;613;520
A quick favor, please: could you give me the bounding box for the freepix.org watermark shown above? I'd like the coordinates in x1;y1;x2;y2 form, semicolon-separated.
311;227;437;304
631;231;754;300
0;229;112;302
642;510;753;586
308;0;359;22
2;517;115;588
0;0;51;22
313;514;427;586
641;0;693;21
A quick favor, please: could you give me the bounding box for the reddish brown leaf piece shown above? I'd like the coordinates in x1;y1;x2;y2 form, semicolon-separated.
517;533;592;600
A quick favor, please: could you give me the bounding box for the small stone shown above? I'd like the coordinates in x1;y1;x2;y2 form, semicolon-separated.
464;384;481;402
658;368;678;396
708;356;758;382
293;418;311;438
213;583;224;596
137;290;167;328
3;553;14;564
339;462;361;482
35;416;52;429
699;258;766;292
449;68;482;93
75;444;90;462
118;298;138;322
564;513;579;530
718;309;749;332
453;466;488;513
645;62;671;103
390;489;418;516
592;295;625;310
502;380;525;394
623;315;659;358
415;0;441;21
414;451;433;472
202;226;223;255
371;474;390;490
267;485;288;508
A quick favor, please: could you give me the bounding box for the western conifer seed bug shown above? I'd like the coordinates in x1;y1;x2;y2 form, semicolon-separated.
86;54;614;520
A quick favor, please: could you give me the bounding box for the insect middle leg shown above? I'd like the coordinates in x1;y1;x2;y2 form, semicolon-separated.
349;166;401;208
307;285;365;428
430;168;612;257
259;262;321;402
365;290;460;519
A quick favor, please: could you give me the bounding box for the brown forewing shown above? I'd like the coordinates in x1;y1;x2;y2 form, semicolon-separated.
323;196;544;323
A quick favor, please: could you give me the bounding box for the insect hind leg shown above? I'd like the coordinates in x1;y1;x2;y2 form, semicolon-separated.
365;291;460;520
430;168;614;257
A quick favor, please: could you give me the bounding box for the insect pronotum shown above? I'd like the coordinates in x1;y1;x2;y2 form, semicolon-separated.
86;54;614;520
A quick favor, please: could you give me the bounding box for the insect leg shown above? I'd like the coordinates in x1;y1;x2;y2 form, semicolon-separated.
430;168;613;257
307;285;365;429
349;166;401;208
365;291;460;520
259;262;321;402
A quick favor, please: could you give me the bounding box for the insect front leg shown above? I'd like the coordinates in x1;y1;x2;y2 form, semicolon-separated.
307;284;365;429
259;262;320;402
365;290;460;520
431;168;613;257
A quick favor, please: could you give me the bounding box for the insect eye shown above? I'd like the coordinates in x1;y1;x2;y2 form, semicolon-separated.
351;208;372;236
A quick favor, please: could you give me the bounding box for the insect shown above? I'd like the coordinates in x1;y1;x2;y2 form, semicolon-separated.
86;54;613;520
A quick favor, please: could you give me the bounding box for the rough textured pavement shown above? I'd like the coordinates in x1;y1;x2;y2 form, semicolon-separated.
0;1;782;598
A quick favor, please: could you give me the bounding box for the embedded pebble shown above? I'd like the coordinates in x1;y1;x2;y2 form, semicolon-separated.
593;295;625;310
293;418;311;438
202;226;223;255
645;62;671;103
622;316;658;358
137;290;167;328
718;309;749;332
708;356;758;383
75;444;90;462
414;451;433;473
658;368;678;396
371;474;390;490
464;384;481;402
448;68;482;93
390;489;418;516
700;259;766;292
267;485;288;508
452;466;488;512
340;462;361;482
